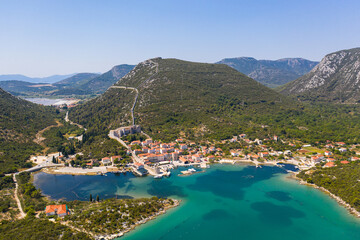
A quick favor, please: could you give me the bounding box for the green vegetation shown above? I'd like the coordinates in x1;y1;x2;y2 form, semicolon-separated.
0;189;19;221
0;88;59;173
79;64;135;94
0;218;90;240
70;58;360;145
0;175;14;190
79;138;127;161
298;161;360;211
42;122;84;154
16;172;47;212
64;197;175;236
0;174;18;221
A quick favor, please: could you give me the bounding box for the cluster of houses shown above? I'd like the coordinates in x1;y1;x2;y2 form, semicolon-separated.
129;138;222;168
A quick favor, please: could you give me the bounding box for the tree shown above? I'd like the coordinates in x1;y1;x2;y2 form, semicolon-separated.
52;156;56;164
96;195;100;202
89;194;93;202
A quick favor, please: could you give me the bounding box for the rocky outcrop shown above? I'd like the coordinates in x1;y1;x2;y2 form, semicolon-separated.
280;48;360;103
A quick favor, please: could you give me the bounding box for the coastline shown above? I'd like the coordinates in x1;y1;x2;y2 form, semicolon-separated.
89;199;180;240
35;161;360;236
288;173;360;218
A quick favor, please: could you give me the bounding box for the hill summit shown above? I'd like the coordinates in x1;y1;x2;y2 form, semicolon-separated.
280;48;360;103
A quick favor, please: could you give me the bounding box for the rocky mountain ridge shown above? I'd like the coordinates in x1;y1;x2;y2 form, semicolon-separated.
217;57;318;88
280;48;360;103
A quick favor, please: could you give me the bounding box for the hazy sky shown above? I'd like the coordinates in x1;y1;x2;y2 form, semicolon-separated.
0;0;359;77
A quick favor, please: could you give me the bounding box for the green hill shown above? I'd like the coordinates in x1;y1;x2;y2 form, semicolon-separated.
0;88;57;173
70;58;296;141
70;58;360;145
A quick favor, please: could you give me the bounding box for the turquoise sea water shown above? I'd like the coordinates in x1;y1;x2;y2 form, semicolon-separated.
33;164;360;240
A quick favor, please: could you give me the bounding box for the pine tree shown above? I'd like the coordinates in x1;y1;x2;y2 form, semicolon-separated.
89;194;92;202
96;195;99;202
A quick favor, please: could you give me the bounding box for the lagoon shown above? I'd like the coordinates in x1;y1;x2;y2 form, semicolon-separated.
33;164;360;240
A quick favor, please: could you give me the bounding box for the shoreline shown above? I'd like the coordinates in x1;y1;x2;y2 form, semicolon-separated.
40;158;303;176
41;166;131;176
35;162;360;226
89;199;180;240
288;173;360;218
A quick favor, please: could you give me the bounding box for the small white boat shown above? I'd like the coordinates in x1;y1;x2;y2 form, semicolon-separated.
188;168;196;172
154;175;162;179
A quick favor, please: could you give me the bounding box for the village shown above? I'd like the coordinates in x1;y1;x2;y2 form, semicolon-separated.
31;127;360;178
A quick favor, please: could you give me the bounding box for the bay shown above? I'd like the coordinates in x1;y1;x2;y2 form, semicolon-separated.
33;164;360;240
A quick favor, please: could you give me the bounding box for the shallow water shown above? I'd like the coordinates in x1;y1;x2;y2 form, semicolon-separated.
33;164;360;240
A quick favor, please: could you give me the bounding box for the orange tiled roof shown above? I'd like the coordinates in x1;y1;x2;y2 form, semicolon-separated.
324;162;335;167
45;204;67;215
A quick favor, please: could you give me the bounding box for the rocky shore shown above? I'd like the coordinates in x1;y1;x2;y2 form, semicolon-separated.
93;199;180;240
290;173;360;218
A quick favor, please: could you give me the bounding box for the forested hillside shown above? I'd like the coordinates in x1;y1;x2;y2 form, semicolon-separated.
70;58;360;144
0;88;58;173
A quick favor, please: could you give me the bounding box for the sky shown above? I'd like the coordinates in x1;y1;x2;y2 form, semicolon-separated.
0;0;359;77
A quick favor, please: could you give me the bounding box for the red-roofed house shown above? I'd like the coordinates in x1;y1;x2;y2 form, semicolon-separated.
324;162;335;168
134;162;144;169
341;160;349;164
45;204;69;217
102;157;111;165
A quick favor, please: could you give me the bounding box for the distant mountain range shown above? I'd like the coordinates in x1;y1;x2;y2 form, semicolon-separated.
0;65;135;96
78;64;136;93
0;73;77;83
54;73;100;87
280;47;360;103
217;57;318;88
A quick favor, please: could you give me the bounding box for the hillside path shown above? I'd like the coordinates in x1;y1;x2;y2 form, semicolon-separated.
65;111;86;130
108;60;159;126
33;120;63;154
108;86;138;126
13;174;25;219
